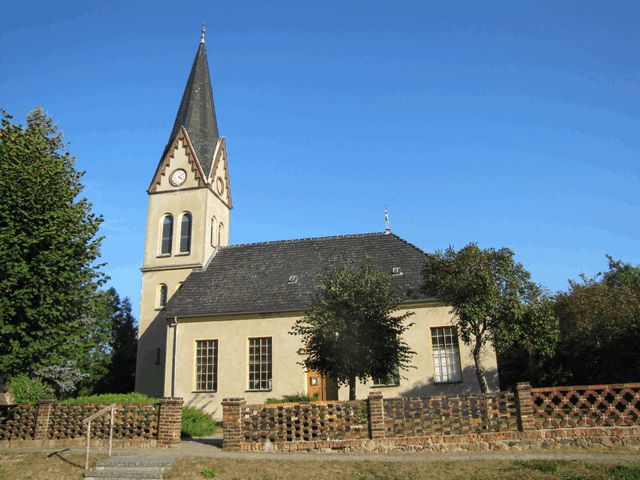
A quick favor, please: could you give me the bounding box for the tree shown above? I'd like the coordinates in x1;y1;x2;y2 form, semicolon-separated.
422;244;558;392
96;288;138;393
291;261;415;400
546;256;640;385
0;108;106;382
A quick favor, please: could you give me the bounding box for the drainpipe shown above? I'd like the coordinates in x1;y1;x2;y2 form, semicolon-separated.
171;316;179;398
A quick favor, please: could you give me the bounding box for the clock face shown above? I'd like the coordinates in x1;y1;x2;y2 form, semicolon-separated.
170;169;187;187
216;176;225;195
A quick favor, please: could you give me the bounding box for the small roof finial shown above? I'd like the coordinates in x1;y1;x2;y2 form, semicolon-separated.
384;206;391;234
200;23;206;44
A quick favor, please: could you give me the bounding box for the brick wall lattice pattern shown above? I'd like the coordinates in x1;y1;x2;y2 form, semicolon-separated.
383;392;519;437
242;400;369;442
531;383;640;429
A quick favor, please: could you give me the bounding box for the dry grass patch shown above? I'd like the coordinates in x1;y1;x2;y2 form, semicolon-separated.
0;450;103;480
165;458;640;480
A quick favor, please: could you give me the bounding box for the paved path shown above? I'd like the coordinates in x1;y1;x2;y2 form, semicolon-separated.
10;438;640;464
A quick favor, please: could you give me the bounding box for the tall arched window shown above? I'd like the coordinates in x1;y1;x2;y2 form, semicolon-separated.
161;215;173;255
179;213;192;253
218;222;224;246
210;216;218;247
159;284;168;308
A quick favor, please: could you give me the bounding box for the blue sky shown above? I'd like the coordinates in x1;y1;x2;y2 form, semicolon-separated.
2;1;639;318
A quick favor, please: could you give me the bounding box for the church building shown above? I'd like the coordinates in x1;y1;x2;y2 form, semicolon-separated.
135;30;498;418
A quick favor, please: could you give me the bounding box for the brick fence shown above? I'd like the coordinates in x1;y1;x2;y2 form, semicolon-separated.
0;397;183;448
222;382;640;452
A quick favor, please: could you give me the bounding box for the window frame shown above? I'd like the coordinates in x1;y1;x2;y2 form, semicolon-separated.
160;214;173;255
431;326;463;384
194;339;219;392
372;364;400;387
247;336;272;391
210;216;218;247
158;283;168;308
218;222;224;246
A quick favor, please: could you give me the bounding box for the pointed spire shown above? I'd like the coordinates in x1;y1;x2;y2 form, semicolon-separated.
163;29;219;176
384;207;391;234
201;23;206;44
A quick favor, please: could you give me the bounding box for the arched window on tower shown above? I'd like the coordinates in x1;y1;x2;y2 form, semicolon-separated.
161;215;173;255
210;216;218;247
218;222;224;246
179;212;192;254
158;284;168;308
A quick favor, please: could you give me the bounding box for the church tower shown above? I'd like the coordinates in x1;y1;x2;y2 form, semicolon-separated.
136;27;232;396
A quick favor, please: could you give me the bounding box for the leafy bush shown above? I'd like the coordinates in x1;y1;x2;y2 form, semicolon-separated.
6;374;53;404
265;393;318;404
181;407;218;438
61;392;157;404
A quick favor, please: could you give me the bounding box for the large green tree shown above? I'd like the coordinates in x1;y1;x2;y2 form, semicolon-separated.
0;108;106;382
544;256;640;385
422;244;558;392
291;261;415;400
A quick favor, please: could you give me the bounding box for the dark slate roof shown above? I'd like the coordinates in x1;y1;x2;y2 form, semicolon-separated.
161;40;219;176
164;232;435;319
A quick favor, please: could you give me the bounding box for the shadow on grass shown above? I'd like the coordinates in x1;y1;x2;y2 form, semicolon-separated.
46;448;84;469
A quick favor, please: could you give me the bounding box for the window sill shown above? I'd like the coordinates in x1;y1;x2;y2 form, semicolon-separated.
175;252;191;257
245;389;272;393
433;380;463;385
192;390;217;394
371;384;400;388
156;253;171;258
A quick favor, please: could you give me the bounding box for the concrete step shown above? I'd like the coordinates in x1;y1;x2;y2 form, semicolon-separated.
83;469;163;480
84;456;176;480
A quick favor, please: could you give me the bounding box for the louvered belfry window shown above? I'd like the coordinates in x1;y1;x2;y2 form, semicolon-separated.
431;326;462;383
161;215;173;254
195;339;218;391
248;337;272;390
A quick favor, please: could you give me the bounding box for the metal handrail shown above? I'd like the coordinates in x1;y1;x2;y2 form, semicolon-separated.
82;403;116;470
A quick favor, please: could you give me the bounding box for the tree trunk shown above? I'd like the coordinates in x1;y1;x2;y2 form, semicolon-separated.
472;340;489;393
348;375;356;400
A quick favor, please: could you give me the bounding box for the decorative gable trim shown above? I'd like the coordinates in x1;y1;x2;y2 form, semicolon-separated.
147;126;208;192
209;137;233;208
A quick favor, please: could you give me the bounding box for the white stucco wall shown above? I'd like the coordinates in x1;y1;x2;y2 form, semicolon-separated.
165;304;499;419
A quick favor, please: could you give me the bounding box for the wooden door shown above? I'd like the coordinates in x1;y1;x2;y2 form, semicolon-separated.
306;370;338;401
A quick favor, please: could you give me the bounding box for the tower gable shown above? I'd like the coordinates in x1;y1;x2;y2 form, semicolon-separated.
210;137;232;208
148;127;207;193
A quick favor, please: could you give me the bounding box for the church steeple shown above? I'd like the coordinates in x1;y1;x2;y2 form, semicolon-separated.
164;27;219;176
137;28;232;397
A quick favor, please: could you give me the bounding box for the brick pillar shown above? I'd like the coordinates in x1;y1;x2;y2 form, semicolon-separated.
516;382;535;432
157;397;183;447
368;391;385;439
34;398;55;440
222;398;245;451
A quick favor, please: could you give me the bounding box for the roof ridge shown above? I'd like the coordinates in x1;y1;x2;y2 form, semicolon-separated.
221;232;387;249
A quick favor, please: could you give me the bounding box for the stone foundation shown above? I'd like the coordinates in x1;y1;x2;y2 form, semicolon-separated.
239;426;640;453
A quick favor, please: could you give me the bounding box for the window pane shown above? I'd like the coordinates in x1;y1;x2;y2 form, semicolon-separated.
180;213;192;253
159;284;168;307
161;216;173;254
431;327;462;383
195;339;218;391
248;337;272;390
